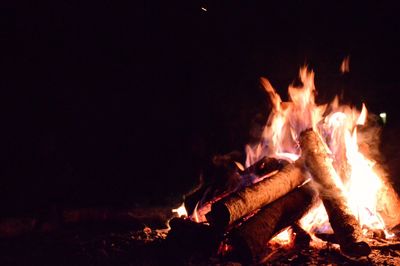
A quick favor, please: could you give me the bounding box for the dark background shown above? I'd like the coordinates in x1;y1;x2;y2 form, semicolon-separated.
9;1;400;216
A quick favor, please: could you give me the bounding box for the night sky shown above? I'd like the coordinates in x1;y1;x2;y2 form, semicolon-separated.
9;1;400;216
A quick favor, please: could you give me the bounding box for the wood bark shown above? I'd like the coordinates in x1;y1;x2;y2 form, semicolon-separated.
299;129;371;258
228;183;316;264
206;163;306;228
184;157;285;215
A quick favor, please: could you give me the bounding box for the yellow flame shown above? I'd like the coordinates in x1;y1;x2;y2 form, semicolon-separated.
248;66;395;240
191;202;200;223
270;228;293;245
356;103;367;125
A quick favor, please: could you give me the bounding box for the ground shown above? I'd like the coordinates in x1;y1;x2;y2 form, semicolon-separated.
1;217;399;266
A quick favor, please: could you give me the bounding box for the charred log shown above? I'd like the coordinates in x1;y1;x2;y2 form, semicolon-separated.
292;222;312;247
240;156;287;178
206;163;306;228
184;151;243;214
166;218;221;260
228;183;317;264
299;129;371;258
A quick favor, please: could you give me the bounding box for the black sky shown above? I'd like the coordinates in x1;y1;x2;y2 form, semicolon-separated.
9;1;400;215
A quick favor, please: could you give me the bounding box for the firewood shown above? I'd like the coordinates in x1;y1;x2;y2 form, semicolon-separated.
166;217;221;258
184;151;243;214
228;183;317;264
184;156;285;215
292;222;312;247
299;129;371;258
206;163;307;228
376;180;400;230
241;156;287;177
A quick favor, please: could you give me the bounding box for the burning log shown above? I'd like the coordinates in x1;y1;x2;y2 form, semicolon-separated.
376;178;400;230
292;222;312;247
184;151;243;215
206;162;306;228
299;129;371;258
228;183;317;264
184;156;286;215
240;156;287;177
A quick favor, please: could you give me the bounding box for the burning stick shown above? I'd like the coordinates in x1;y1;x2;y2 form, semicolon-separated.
206;163;306;228
299;129;371;258
228;183;316;264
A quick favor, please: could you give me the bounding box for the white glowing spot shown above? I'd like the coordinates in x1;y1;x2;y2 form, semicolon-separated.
356;103;367;125
172;203;188;218
234;161;245;171
379;112;387;124
270;228;293;245
201;7;207;12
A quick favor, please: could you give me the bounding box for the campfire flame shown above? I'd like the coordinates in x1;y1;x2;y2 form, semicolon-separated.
246;66;393;243
340;56;350;74
172;203;188;218
172;64;399;254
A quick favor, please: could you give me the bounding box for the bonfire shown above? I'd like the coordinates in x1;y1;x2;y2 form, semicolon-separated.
168;62;400;265
2;61;399;265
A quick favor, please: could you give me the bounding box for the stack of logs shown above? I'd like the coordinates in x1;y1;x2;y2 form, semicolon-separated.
170;129;373;264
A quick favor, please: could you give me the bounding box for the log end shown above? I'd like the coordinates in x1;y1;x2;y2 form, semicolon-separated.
206;201;230;229
167;217;221;257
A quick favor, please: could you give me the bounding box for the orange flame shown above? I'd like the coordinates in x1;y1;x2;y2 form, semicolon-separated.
247;66;396;243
